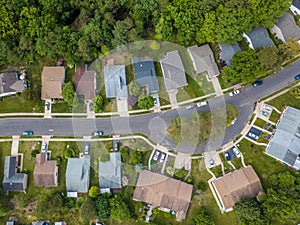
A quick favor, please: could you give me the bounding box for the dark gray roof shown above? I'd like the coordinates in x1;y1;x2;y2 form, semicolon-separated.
266;106;300;170
99;152;122;190
273;12;300;42
104;65;128;98
160;50;187;92
244;26;275;49
0;73;24;96
3;156;27;191
132;58;159;93
220;43;241;66
66;156;90;193
293;0;300;9
187;44;220;78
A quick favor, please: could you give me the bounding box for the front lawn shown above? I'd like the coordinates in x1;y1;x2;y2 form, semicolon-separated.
51;101;71;113
0;96;44;113
267;87;300;111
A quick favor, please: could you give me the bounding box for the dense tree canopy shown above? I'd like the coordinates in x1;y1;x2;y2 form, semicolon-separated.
61;81;75;107
96;194;111;221
109;196;131;221
193;207;215;225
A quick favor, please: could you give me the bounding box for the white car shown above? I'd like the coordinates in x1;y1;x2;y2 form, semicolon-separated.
229;89;240;96
260;110;270;117
248;132;259;140
153;151;160;161
41;143;47;152
233;147;241;158
209;159;214;166
186;104;196;110
160;153;166;163
231;118;237;125
196;101;208;107
262;104;272;112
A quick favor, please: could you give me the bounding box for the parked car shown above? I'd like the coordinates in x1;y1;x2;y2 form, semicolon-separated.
231;118;237;125
153;97;158;106
113;140;120;151
41;143;47;152
92;131;104;136
248;132;259;140
262;104;272;111
260;110;270;117
252;80;263;87
160;153;166;163
295;74;300;80
229;89;240;96
209;158;214;166
186;104;196;110
45;102;50;111
84;142;90;155
233;147;241;158
224;152;231;161
196;101;208;107
22;131;33;136
89;102;93;111
153;151;160;161
23;80;28;89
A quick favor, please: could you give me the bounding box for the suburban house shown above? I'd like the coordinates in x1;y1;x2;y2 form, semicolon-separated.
291;0;300;15
66;156;90;197
243;26;275;50
104;65;128;98
3;156;28;192
211;166;264;212
41;66;65;100
271;12;300;43
99;152;122;193
74;65;97;101
266;106;300;170
133;170;193;222
219;43;241;66
0;73;25;97
34;153;58;187
160;50;188;92
132;58;159;94
187;44;220;79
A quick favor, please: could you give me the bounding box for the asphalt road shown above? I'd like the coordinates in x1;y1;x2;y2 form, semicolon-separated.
1;60;300;153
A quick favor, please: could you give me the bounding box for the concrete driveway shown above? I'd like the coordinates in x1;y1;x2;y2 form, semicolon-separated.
168;90;178;109
117;98;129;117
203;150;222;169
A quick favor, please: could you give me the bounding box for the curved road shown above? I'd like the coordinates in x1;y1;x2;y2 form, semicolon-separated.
1;60;300;153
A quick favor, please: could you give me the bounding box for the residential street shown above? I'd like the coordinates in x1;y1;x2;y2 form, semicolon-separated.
0;60;300;153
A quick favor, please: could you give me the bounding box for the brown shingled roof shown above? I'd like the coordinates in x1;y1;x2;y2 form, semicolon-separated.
212;166;264;210
133;170;193;220
75;71;96;101
41;66;65;99
34;154;57;187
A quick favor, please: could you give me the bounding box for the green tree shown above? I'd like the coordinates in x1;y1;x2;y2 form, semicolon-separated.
110;196;131;221
80;197;97;222
279;38;300;60
222;50;261;83
0;202;6;218
257;46;282;70
129;151;142;165
128;81;142;96
138;94;154;109
96;194;111;221
234;199;262;222
88;186;100;199
61;81;75;107
92;95;104;113
193;207;215;225
0;6;17;38
35;192;64;219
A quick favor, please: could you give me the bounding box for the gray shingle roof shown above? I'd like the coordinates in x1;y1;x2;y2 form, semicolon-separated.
293;0;300;10
273;12;300;42
104;65;128;98
66;156;90;193
132;58;159;93
266;106;300;170
0;73;24;96
187;44;220;78
99;152;122;190
244;26;275;49
220;43;241;66
160;50;187;92
3;156;27;191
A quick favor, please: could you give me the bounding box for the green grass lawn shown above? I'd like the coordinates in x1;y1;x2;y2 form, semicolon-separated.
268;110;281;123
267;88;300;111
254;117;267;128
51;101;71;113
0;96;44;113
237;139;289;188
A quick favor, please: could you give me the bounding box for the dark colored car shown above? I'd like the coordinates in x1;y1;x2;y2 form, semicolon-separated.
224;152;231;161
295;74;300;80
22;131;33;136
252;80;263;87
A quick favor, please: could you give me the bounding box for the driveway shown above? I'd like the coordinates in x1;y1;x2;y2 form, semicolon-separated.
203;150;222;169
168;90;178;109
117;98;129;117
